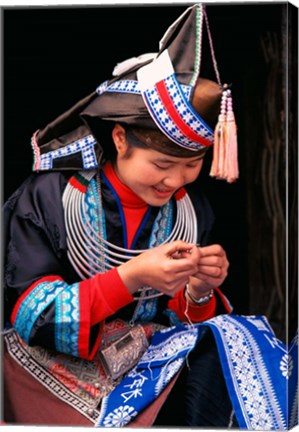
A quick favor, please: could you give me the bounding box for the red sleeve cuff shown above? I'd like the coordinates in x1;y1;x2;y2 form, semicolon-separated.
78;284;103;360
168;287;232;323
168;288;217;323
86;268;134;326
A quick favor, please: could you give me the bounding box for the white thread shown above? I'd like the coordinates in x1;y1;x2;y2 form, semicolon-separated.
228;409;235;428
184;291;195;327
183;291;197;369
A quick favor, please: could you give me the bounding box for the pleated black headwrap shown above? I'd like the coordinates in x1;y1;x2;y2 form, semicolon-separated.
32;4;227;173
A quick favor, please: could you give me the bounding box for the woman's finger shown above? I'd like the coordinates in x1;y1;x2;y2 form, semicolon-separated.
197;256;225;267
198;244;226;257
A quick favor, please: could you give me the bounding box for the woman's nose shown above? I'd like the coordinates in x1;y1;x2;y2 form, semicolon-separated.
163;170;185;189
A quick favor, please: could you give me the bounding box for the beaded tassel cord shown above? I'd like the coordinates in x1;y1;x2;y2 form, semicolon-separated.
203;5;239;183
210;88;239;183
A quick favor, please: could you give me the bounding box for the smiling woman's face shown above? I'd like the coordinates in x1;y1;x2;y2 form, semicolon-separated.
112;124;204;206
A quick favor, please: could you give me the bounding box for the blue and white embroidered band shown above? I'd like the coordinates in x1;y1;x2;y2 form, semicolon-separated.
55;283;80;357
137;50;214;150
96;325;198;427
32;134;98;171
96;80;140;96
205;315;291;430
96;79;193;101
95;315;295;429
13;279;66;344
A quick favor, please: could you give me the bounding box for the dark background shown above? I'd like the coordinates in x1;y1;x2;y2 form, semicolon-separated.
3;2;297;341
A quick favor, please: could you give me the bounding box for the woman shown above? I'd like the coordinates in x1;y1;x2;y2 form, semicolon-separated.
3;120;233;426
3;4;292;429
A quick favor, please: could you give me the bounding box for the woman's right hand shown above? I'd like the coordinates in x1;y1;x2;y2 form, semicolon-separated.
117;240;199;297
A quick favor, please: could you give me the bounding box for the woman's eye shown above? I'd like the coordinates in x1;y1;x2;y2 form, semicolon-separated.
154;163;170;170
186;160;203;168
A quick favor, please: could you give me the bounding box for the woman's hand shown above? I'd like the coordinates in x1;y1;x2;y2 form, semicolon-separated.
117;240;200;297
187;244;229;301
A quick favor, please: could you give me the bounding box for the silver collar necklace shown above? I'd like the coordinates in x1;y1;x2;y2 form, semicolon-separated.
62;169;198;300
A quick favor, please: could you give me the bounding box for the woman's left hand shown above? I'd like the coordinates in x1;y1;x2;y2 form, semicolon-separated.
188;244;229;298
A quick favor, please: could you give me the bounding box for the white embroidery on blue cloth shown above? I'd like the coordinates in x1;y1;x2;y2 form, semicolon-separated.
138;328;198;365
96;325;199;428
38;135;97;170
96;79;192;100
206;315;287;430
101;404;138;427
154;358;184;397
280;353;293;379
288;333;298;428
95;316;293;429
143;74;213;150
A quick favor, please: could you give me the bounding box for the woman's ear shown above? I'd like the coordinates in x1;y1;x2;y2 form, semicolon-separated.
112;123;128;156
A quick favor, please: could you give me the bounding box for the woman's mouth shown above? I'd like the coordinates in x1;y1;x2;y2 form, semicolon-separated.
152;186;174;198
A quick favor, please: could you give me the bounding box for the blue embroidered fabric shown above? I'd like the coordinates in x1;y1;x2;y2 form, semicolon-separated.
13;279;82;357
95;315;298;430
55;283;80;356
204;315;294;430
143;74;214;150
288;334;298;428
37;135;98;171
96;79;193;101
13;279;67;344
96;325;198;427
132;200;174;323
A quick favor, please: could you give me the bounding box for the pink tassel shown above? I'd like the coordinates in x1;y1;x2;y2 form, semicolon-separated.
210;118;221;177
217;118;227;179
210;90;227;179
224;90;239;183
210;88;239;183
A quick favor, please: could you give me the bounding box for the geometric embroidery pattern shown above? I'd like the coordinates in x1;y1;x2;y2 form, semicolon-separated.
132;200;174;323
138;327;198;365
288;334;298;428
84;177;108;273
13;279;66;344
143;74;214;150
37;135;98;171
96;79;193;101
207;315;287;430
96;325;198;427
4;330;101;423
55;283;80;357
96;80;140;96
